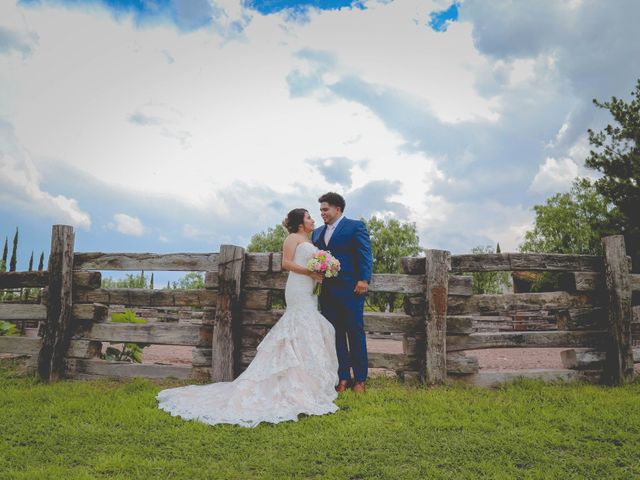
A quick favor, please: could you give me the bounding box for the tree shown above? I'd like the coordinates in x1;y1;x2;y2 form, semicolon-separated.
9;227;18;272
173;272;204;289
1;237;7;272
364;216;422;312
28;251;34;272
102;272;149;289
468;245;511;294
247;224;289;253
38;252;44;271
520;179;612;255
586;79;640;268
150;273;154;290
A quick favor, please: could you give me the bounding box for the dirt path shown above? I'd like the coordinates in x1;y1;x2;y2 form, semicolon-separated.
142;339;568;371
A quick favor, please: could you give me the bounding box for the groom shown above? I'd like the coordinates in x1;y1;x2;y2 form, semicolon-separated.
312;192;373;393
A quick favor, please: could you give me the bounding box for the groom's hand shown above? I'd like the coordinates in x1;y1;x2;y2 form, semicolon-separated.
354;280;369;295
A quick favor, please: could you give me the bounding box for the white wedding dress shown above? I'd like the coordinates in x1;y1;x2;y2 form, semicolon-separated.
157;242;339;427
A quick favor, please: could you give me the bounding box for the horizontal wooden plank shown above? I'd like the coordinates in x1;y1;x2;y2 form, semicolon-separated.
449;276;473;296
368;352;415;370
243;271;288;290
446;352;480;374
73;288;217;307
561;348;640;369
84;323;212;347
0;336;41;355
400;256;426;275
449;369;601;387
74;303;109;322
37;272;102;290
445;316;474;335
450;253;603;273
242;290;272;310
555;308;607;330
65;358;194;380
237;347;478;375
0;271;48;289
192;347;211;367
569;272;604;292
67;340;102;359
74;253;219;271
240;310;423;334
369;274;423;294
245;253;272;272
446;330;606;352
447;291;602;316
0;304;46;321
243;253;283;272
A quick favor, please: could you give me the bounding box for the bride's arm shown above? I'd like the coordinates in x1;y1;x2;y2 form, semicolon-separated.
281;236;322;281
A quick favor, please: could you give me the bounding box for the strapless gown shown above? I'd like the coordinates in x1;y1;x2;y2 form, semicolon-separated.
156;242;339;427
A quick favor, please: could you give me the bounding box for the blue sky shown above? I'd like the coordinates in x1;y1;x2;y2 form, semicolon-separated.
1;0;639;280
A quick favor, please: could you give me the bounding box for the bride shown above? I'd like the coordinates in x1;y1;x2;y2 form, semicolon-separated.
156;208;339;427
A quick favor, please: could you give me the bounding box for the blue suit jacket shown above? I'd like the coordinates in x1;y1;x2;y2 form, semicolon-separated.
312;217;373;293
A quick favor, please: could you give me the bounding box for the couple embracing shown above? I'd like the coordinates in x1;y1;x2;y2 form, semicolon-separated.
157;192;373;427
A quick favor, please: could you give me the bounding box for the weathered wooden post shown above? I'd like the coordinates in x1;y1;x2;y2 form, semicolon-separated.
602;235;634;385
423;249;450;385
37;225;75;381
211;245;245;382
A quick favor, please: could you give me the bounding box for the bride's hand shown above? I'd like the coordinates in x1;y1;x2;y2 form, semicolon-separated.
310;272;324;283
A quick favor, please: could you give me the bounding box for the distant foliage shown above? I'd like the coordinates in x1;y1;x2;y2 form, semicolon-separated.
364;216;422;312
467;245;511;294
170;272;204;289
520;179;612;255
9;227;18;272
0;321;19;337
247;224;289;253
585;79;640;267
102;271;151;289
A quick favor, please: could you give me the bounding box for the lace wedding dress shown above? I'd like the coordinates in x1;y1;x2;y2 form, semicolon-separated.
157;241;339;427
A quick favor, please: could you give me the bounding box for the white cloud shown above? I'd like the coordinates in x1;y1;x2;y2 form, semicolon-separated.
0;119;91;229
110;213;146;236
530;157;579;194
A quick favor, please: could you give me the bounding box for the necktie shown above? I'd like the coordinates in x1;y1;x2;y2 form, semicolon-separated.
324;224;333;245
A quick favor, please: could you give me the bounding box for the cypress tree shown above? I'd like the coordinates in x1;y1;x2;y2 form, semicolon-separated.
150;273;154;290
38;252;44;271
28;251;34;271
9;227;18;272
1;237;7;272
496;243;501;254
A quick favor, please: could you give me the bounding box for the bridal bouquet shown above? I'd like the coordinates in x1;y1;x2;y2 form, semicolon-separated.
307;250;340;295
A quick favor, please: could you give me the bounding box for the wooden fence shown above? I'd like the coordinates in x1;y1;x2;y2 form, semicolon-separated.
0;225;638;386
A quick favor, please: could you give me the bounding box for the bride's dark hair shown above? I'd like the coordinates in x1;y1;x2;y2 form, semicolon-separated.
282;208;308;234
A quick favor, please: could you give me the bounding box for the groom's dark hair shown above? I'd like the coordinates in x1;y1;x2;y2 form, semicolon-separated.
318;192;346;212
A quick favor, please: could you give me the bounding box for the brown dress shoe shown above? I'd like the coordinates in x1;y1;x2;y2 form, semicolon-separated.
335;380;350;393
351;381;366;393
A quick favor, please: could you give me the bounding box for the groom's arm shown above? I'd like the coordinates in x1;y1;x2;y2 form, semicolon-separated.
354;220;373;286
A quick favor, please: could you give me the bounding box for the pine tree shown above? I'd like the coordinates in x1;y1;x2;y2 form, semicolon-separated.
28;251;34;271
38;252;44;271
9;227;18;272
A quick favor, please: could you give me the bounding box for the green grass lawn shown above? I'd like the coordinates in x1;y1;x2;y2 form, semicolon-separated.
1;361;639;480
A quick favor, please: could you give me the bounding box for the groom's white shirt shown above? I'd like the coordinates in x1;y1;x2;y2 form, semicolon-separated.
324;214;344;245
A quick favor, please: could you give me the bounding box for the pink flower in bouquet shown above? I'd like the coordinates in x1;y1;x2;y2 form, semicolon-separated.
307;250;341;295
